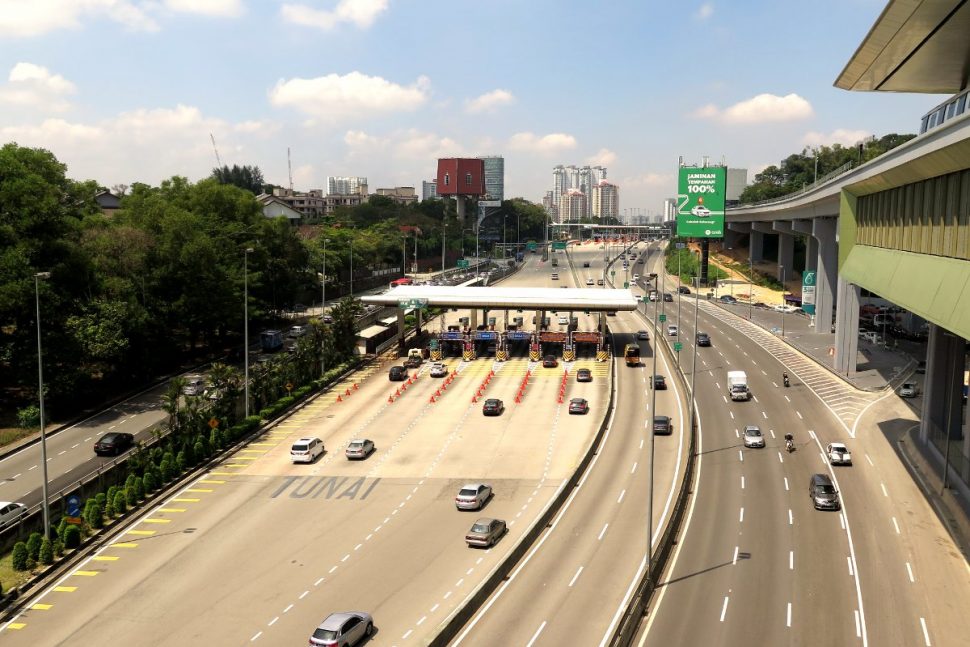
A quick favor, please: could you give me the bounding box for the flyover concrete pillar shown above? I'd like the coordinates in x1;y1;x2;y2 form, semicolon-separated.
813;217;837;334
722;227;745;252
920;327;967;477
772;221;796;283
833;277;860;375
748;224;767;263
469;308;478;332
397;309;406;354
792;220;817;272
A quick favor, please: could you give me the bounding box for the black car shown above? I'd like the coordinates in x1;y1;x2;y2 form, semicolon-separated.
388;366;409;381
95;432;135;456
583;262;590;268
677;286;691;294
696;332;711;346
651;375;667;390
663;293;673;302
653;415;672;435
719;295;738;304
576;368;593;382
482;398;504;416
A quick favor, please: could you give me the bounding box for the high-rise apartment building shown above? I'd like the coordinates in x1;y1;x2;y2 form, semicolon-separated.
591;180;619;220
480;156;504;202
327;176;368;196
422;180;438;201
559;189;587;223
551;164;609;216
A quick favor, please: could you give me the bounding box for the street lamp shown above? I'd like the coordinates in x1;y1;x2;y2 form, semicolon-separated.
321;239;329;379
349;238;354;299
243;248;253;418
34;271;51;538
647;268;660;593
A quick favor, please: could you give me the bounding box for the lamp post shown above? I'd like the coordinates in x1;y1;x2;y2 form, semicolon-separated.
349;238;354;299
748;256;753;320
34;271;51;538
441;220;447;272
647;274;660;593
321;239;329;379
244;248;253;418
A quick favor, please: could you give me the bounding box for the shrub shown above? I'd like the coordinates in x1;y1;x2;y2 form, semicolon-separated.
175;451;187;473
56;518;67;541
95;492;107;516
84;499;103;529
125;474;138;491
17;405;40;429
209;427;224;450
125;486;138;508
142;470;157;493
63;524;81;549
133;476;145;501
193;440;206;464
11;542;29;571
39;537;54;565
53;538;64;557
113;490;127;514
107;485;119;505
105;499;115;519
160;457;176;482
26;532;42;561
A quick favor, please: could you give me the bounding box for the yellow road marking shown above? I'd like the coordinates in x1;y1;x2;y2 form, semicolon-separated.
73;571;99;577
31;603;53;610
220;463;248;468
171;498;198;503
142;518;171;524
92;556;119;562
248;443;276;447
53;586;77;592
208;471;237;476
237;450;267;454
6;622;26;630
199;479;225;484
160;506;189;511
127;529;155;536
230;456;258;461
185;488;213;493
111;543;139;549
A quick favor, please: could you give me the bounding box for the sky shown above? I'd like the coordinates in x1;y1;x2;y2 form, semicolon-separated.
0;0;950;216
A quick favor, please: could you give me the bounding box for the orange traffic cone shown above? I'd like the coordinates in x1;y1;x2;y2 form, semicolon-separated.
345;388;351;396
353;383;359;390
395;388;401;397
388;395;394;403
336;394;343;402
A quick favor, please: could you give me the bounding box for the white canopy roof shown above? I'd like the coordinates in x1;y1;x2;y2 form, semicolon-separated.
361;285;638;311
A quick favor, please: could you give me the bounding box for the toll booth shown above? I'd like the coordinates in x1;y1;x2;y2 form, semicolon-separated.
437;329;465;358
473;329;499;359
538;331;568;358
505;329;532;358
571;331;602;360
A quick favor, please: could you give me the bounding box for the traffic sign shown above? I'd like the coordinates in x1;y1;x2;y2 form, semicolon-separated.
527;242;537;251
552;241;567;250
659;314;667;322
623;282;629;289
429;339;439;349
398;298;429;310
208;417;220;429
610;270;615;277
456;259;469;268
674;342;683;352
285;382;293;393
66;494;81;518
676;242;686;249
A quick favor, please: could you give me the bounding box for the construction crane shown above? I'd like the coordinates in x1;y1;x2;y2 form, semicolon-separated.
287;147;293;190
210;133;223;168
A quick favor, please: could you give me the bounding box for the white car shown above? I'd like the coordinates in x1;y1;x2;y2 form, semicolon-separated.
743;425;765;448
429;362;448;377
0;502;27;530
827;442;852;465
288;325;308;338
558;316;569;325
345;438;375;460
290;437;324;463
633;274;640;281
586;278;594;286
667;324;678;336
455;483;492;510
690;205;712;217
773;304;799;313
182;375;205;396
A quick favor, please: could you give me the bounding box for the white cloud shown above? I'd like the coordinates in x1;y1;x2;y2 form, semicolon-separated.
508;132;577;154
164;0;244;17
269;72;430;122
586;148;616;166
464;89;515;114
694;2;714;20
343;128;463;161
801;128;871;148
622;172;674;188
693;93;814;124
281;0;388;30
0;62;77;112
0;0;160;36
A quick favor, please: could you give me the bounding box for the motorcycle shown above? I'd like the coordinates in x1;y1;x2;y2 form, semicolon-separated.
783;374;790;388
785;433;795;452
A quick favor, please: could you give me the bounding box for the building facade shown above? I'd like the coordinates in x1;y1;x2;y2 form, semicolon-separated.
375;186;418;205
422;180;438;201
559;189;587;223
327;176;368;196
271;187;364;218
551;164;608;216
591;180;619;220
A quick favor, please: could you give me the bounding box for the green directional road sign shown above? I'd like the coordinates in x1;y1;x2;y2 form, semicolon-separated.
659;314;667;322
398;298;429;310
610;270;616;277
552;241;567;250
623;282;629;289
456;259;469;268
527;242;537;251
674;342;683;352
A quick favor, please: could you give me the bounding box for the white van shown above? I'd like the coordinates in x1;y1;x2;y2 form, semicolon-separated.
182;375;205;396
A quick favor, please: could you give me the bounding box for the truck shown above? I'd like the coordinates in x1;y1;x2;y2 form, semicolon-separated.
260;329;284;353
727;370;750;401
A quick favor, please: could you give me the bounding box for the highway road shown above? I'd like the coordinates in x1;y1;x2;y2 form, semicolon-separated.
0;251;614;645
631;243;970;647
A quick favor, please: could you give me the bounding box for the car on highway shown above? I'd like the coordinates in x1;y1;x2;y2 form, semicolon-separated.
309;611;374;646
653;415;672;435
695;332;711;346
648;290;659;302
809;473;841;510
465;517;507;548
322;313;334;324
0;502;28;530
429;362;449;378
651;374;667;390
290;437;324;463
558;316;569;325
182;375;205;396
345;439;375;460
542;355;558;368
637;330;650;340
482;398;505;416
648;272;658;279
667;324;678;336
690;205;712;217
899;381;919;398
742;425;765;448
288;324;308;338
568;398;589;414
576;368;593;382
774;304;800;313
455;483;492;510
583;261;590;267
663;293;673;302
719;295;738;304
826;442;853;465
677;285;691;294
586;278;594;286
633;273;640;281
597;279;604;286
388;365;408;381
94;432;135;456
551;273;559;280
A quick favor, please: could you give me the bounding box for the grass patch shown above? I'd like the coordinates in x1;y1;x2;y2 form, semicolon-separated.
0;549;35;591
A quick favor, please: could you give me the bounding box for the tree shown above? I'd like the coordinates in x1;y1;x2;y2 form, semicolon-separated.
210;164;265;194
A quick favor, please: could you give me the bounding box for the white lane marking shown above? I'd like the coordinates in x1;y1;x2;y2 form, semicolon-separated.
314;577;324;586
866;454;874;466
847;556;854;576
631;462;638;474
739;450;744;463
796;411;803;419
784;395;790;402
719;596;729;622
58;450;66;456
740;476;745;490
840;514;846;530
855;610;862;637
431;603;440;613
455;578;464;587
250;631;262;641
892;517;901;534
28;465;37;471
403;629;413;639
769;429;776;439
283;604;293;613
784;477;789;491
466;568;474;575
729;411;734;420
617;489;626;504
299;590;309;600
722;395;728;403
920;617;931;646
906;562;915;583
329;566;338;574
789;551;794;570
739;507;744;523
778;452;784;464
268;617;278;626
761;370;767;375
71;444;79;449
443;591;452;599
341;554;350;562
416;615;427;626
880;483;888;497
568;566;584;587
354;543;362;551
598;523;609;540
786;602;792;627
639;439;644;450
788;509;793;525
732;546;738;565
526;621;547;647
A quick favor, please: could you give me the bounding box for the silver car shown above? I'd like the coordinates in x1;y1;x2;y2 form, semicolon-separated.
743;425;765;448
345;439;375;460
455;483;492;510
309;611;374;646
465;517;507;547
0;502;27;530
827;442;852;465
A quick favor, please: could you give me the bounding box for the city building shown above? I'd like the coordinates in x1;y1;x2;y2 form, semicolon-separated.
327;176;368;196
478;155;505;224
551;164;606;216
256;193;303;225
375;186;418;205
663;198;678;224
591;180;619;220
422;180;438;201
559;189;587;223
726;168;748;205
270;187;365;218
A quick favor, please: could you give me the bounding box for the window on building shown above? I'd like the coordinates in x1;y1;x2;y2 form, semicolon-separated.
465;173;473;186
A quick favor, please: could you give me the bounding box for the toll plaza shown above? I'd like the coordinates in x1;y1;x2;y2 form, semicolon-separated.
360;285;639;362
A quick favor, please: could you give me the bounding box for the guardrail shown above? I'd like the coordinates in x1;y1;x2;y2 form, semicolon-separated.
737;160;855;208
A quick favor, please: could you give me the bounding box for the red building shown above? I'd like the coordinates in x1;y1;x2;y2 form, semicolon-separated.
436;158;485;196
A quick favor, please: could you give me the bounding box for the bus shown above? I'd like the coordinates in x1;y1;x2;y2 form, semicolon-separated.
624;344;640;367
389;277;414;289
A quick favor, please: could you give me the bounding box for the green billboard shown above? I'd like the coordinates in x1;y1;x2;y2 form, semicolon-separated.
677;166;726;238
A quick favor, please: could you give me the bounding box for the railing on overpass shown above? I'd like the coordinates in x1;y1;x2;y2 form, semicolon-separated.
734;160;856;209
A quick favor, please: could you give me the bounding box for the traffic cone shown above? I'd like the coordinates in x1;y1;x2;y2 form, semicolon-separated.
345;388;351;396
388;395;394;403
430;395;436;403
395;388;401;396
353;383;359;390
336;394;343;402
